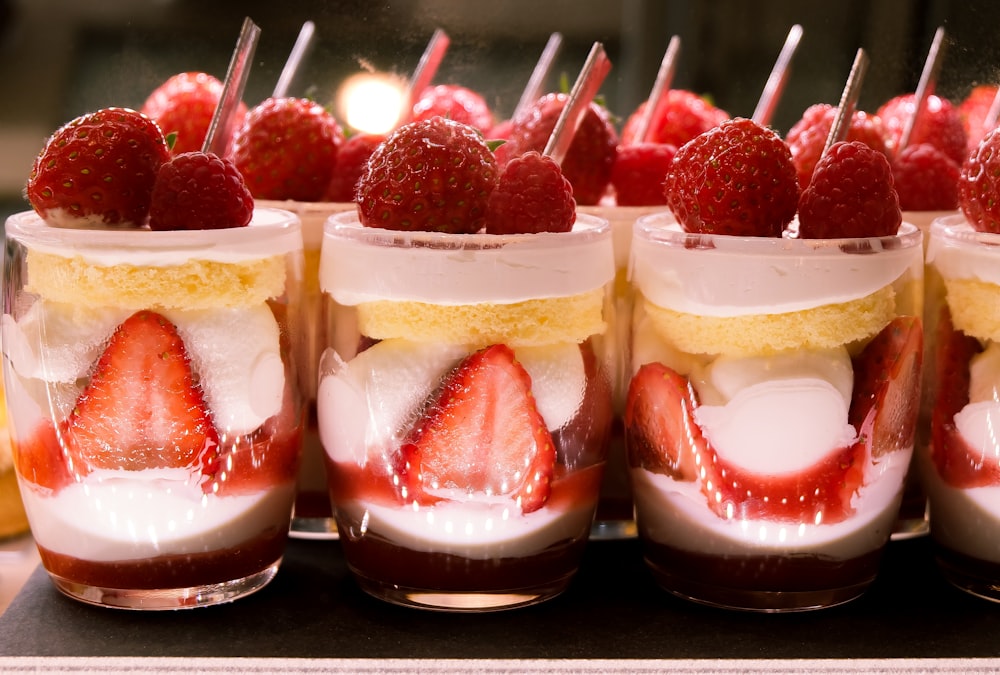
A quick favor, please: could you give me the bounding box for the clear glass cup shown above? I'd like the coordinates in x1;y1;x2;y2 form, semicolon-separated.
923;214;1000;602
317;211;616;611
257;199;355;540
1;208;305;610
626;212;924;612
577;204;661;541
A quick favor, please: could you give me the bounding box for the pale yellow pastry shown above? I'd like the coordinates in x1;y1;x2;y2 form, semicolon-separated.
642;284;896;357
25;250;286;311
356;288;608;348
944;278;1000;343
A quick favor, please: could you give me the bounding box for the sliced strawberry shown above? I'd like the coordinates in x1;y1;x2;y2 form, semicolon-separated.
13;420;75;492
624;361;704;480
399;344;556;514
848;316;923;458
63;311;219;477
930;305;999;487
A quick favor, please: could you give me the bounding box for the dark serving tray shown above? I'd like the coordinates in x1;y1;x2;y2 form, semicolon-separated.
0;534;998;662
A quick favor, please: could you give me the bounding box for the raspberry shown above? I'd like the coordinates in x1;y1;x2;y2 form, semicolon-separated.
620;90;729;148
502;93;617;205
323;133;385;202
877;93;968;167
412;84;494;134
356;117;498;233
892;143;959;212
148;151;253;230
232;97;344;202
959;127;1000;233
610;142;676;206
664;117;799;237
797;141;901;239
484;151;575;234
785;103;889;189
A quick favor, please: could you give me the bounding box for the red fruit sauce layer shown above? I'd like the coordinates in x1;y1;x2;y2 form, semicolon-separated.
332;464;603;592
37;525;289;589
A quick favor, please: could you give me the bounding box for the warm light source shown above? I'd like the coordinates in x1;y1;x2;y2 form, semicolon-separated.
337;73;407;134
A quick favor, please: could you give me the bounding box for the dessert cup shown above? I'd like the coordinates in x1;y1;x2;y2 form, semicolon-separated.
923;214;1000;602
578;204;661;540
258;199;354;539
317;211;616;611
627;212;924;612
1;208;304;610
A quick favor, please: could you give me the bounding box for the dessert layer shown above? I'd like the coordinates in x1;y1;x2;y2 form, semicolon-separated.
943;278;1000;342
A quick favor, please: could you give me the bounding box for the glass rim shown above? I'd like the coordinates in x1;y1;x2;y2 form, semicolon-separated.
929;212;1000;247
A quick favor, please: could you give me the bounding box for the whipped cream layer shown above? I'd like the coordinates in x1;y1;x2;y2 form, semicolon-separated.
927;215;1000;285
5;208;302;266
21;473;294;562
632;448;909;559
320;212;614;306
630;213;922;317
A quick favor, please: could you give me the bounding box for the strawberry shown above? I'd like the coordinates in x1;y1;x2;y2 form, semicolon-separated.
13;421;75;492
624;361;865;523
931;305;998;488
785;103;890;189
399;344;556;514
356;116;498;233
322;132;385;202
63;311;219;477
148;151;254;230
140;71;248;156
624;362;703;480
959;126;1000;233
411;84;495;134
891;143;960;211
877;93;969;166
797;141;901;239
502;92;618;205
231;97;345;202
610;141;676;206
25;107;169;228
484;150;575;234
620;89;729;148
664;117;799;237
848;316;923;458
958;84;998;156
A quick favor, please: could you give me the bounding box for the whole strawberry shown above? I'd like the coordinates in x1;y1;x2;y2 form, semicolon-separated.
140;71;248;156
892;143;959;211
797;141;901;239
26;107;169;228
231;97;344;202
620;89;729;148
502;93;617;205
148;151;254;230
610;142;676;206
664;117;799;237
959;127;1000;233
484;151;575;234
411;84;495;134
877;93;968;166
785;103;889;189
356;117;498;233
959;84;999;156
323;132;385;202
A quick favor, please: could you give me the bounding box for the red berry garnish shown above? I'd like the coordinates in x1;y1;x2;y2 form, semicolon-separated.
664;117;799;237
232;97;344;202
140;71;248;156
892;143;959;212
959;126;1000;233
485;151;575;234
785;103;889;189
878;93;968;167
356;116;498;233
411;84;494;134
610;142;676;206
148;151;254;230
26;107;170;228
322;132;385;202
797;141;901;239
620;90;729;148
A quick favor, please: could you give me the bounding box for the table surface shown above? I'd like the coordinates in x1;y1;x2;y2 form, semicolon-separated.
1;533;999;666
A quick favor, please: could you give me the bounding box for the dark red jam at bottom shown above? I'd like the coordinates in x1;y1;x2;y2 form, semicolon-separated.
337;523;590;594
641;539;884;611
37;525;289;590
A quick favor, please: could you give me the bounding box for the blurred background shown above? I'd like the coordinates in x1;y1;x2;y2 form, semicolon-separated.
2;0;999;221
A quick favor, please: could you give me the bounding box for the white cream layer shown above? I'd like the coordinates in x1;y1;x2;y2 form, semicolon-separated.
630;213;921;317
20;471;294;561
